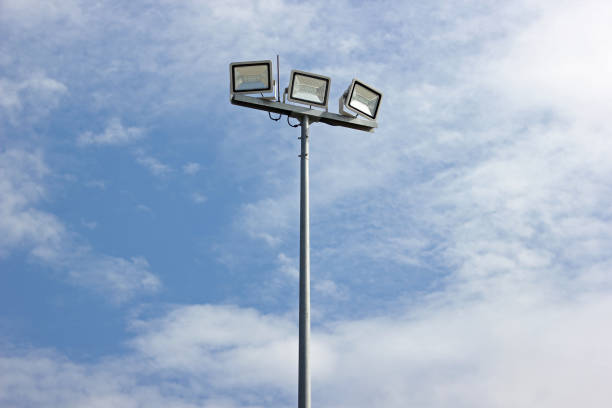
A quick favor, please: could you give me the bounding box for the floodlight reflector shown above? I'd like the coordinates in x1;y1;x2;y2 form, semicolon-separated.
343;79;383;120
230;60;273;94
287;70;331;108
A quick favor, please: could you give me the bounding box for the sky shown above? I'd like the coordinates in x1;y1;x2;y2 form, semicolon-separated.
1;0;612;406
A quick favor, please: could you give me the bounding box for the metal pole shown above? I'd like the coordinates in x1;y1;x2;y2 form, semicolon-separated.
298;115;311;408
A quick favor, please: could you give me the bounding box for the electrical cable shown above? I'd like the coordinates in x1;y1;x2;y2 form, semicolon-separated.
287;116;300;128
261;93;281;121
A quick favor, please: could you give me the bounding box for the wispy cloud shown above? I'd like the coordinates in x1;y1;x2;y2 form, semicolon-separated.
80;219;97;230
136;204;153;214
191;192;207;204
0;149;62;259
63;254;160;303
77;117;145;146
0;148;160;302
135;151;172;177
313;279;346;299
0;74;67;125
276;253;345;299
182;162;201;175
277;253;298;280
0;0;84;27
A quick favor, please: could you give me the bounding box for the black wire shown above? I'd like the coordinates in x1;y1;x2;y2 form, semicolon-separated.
287;116;300;128
260;93;281;121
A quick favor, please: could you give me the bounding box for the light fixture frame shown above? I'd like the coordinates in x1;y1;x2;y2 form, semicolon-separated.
229;60;274;96
287;69;331;109
340;79;383;120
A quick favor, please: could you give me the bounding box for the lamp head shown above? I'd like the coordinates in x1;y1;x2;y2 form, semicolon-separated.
229;60;274;95
287;69;331;109
340;79;382;120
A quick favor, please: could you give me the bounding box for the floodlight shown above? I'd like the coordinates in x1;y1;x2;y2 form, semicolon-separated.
230;60;274;95
287;70;331;109
339;79;382;120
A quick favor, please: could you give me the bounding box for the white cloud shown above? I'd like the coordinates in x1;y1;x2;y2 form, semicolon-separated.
3;294;612;407
316;292;612;408
135;151;173;177
130;304;297;391
77;117;145;146
277;253;298;280
405;1;612;301
182;162;201;175
66;254;160;304
0;149;63;258
276;253;345;299
313;279;346;300
81;219;97;230
191;192;207;204
0;74;67;125
239;196;294;247
479;0;612;125
0;148;161;302
136;204;154;215
0;79;22;112
0;0;84;27
0;349;203;408
123;295;612;406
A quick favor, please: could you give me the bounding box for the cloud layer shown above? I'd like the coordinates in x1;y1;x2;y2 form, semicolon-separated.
3;296;612;407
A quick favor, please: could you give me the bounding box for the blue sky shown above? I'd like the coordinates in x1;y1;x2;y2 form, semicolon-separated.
2;0;612;406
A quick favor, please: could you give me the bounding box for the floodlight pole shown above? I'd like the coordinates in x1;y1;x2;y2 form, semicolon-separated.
298;115;311;408
230;94;376;408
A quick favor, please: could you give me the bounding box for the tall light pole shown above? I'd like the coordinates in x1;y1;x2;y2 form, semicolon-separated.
298;115;310;408
229;60;382;408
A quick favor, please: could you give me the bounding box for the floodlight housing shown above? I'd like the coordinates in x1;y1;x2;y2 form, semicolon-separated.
230;60;274;95
287;70;331;109
340;79;382;120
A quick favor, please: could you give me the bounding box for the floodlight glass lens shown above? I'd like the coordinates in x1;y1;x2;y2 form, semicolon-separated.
291;74;328;105
349;83;380;118
233;65;270;92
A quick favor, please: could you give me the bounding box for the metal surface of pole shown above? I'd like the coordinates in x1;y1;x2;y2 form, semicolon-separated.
298;115;311;408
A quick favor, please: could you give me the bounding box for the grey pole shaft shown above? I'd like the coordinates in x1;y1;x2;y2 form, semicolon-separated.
298;115;311;408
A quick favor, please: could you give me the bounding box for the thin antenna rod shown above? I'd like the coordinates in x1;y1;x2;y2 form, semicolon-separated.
277;54;280;103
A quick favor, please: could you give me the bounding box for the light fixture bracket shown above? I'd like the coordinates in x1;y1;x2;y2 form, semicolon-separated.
338;89;357;118
231;94;377;132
